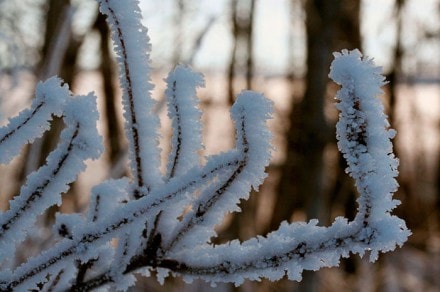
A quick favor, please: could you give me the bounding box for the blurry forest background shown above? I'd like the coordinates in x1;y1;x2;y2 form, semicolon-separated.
0;0;439;291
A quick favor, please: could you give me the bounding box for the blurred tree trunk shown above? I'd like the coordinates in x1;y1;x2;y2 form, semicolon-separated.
269;0;361;290
387;0;404;126
171;0;216;66
270;9;336;292
269;0;362;231
222;0;257;242
41;0;84;215
227;0;255;105
172;0;185;65
14;0;84;217
36;0;81;169
227;0;238;104
386;0;428;239
22;0;77;175
271;0;337;230
93;12;125;170
244;0;255;90
386;0;412;224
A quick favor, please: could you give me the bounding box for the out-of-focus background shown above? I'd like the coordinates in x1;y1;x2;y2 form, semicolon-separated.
0;0;439;291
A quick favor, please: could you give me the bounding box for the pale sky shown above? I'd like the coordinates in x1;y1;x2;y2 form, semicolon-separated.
72;0;440;76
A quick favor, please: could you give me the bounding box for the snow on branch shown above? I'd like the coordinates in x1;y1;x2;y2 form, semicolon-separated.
164;65;204;180
329;49;410;258
0;1;409;291
0;93;102;263
0;77;69;164
163;91;273;252
98;0;161;196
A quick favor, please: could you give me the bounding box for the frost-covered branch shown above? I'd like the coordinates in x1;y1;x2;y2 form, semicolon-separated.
0;93;102;262
0;1;409;291
164;65;204;180
164;91;272;252
0;89;270;290
0;77;68;164
98;0;161;195
330;50;401;228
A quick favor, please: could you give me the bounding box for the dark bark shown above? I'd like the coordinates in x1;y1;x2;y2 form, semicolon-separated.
270;1;361;289
271;0;361;229
271;0;337;230
94;12;124;167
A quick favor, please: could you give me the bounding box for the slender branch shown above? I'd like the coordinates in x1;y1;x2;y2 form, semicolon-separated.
167;224;369;280
0;102;44;145
164;65;204;180
0;124;79;241
70;272;113;292
166;163;242;250
99;0;161;194
75;258;97;285
167;81;181;179
165;118;249;251
0;77;69;164
104;1;144;191
46;269;64;292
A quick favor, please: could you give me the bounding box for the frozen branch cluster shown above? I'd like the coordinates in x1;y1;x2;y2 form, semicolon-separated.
0;1;410;290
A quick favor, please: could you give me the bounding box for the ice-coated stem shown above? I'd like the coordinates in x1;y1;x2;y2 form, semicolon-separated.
0;77;69;164
164;65;204;180
98;0;161;195
0;94;102;261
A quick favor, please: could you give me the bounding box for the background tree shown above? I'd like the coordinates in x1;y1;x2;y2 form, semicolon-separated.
227;0;256;104
269;1;361;290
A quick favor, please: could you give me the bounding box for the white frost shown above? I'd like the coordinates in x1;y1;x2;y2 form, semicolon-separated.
0;77;69;164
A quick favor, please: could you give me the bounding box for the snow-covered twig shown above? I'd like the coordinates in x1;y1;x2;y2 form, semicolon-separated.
0;77;68;164
164;65;204;180
99;0;161;196
0;1;409;291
